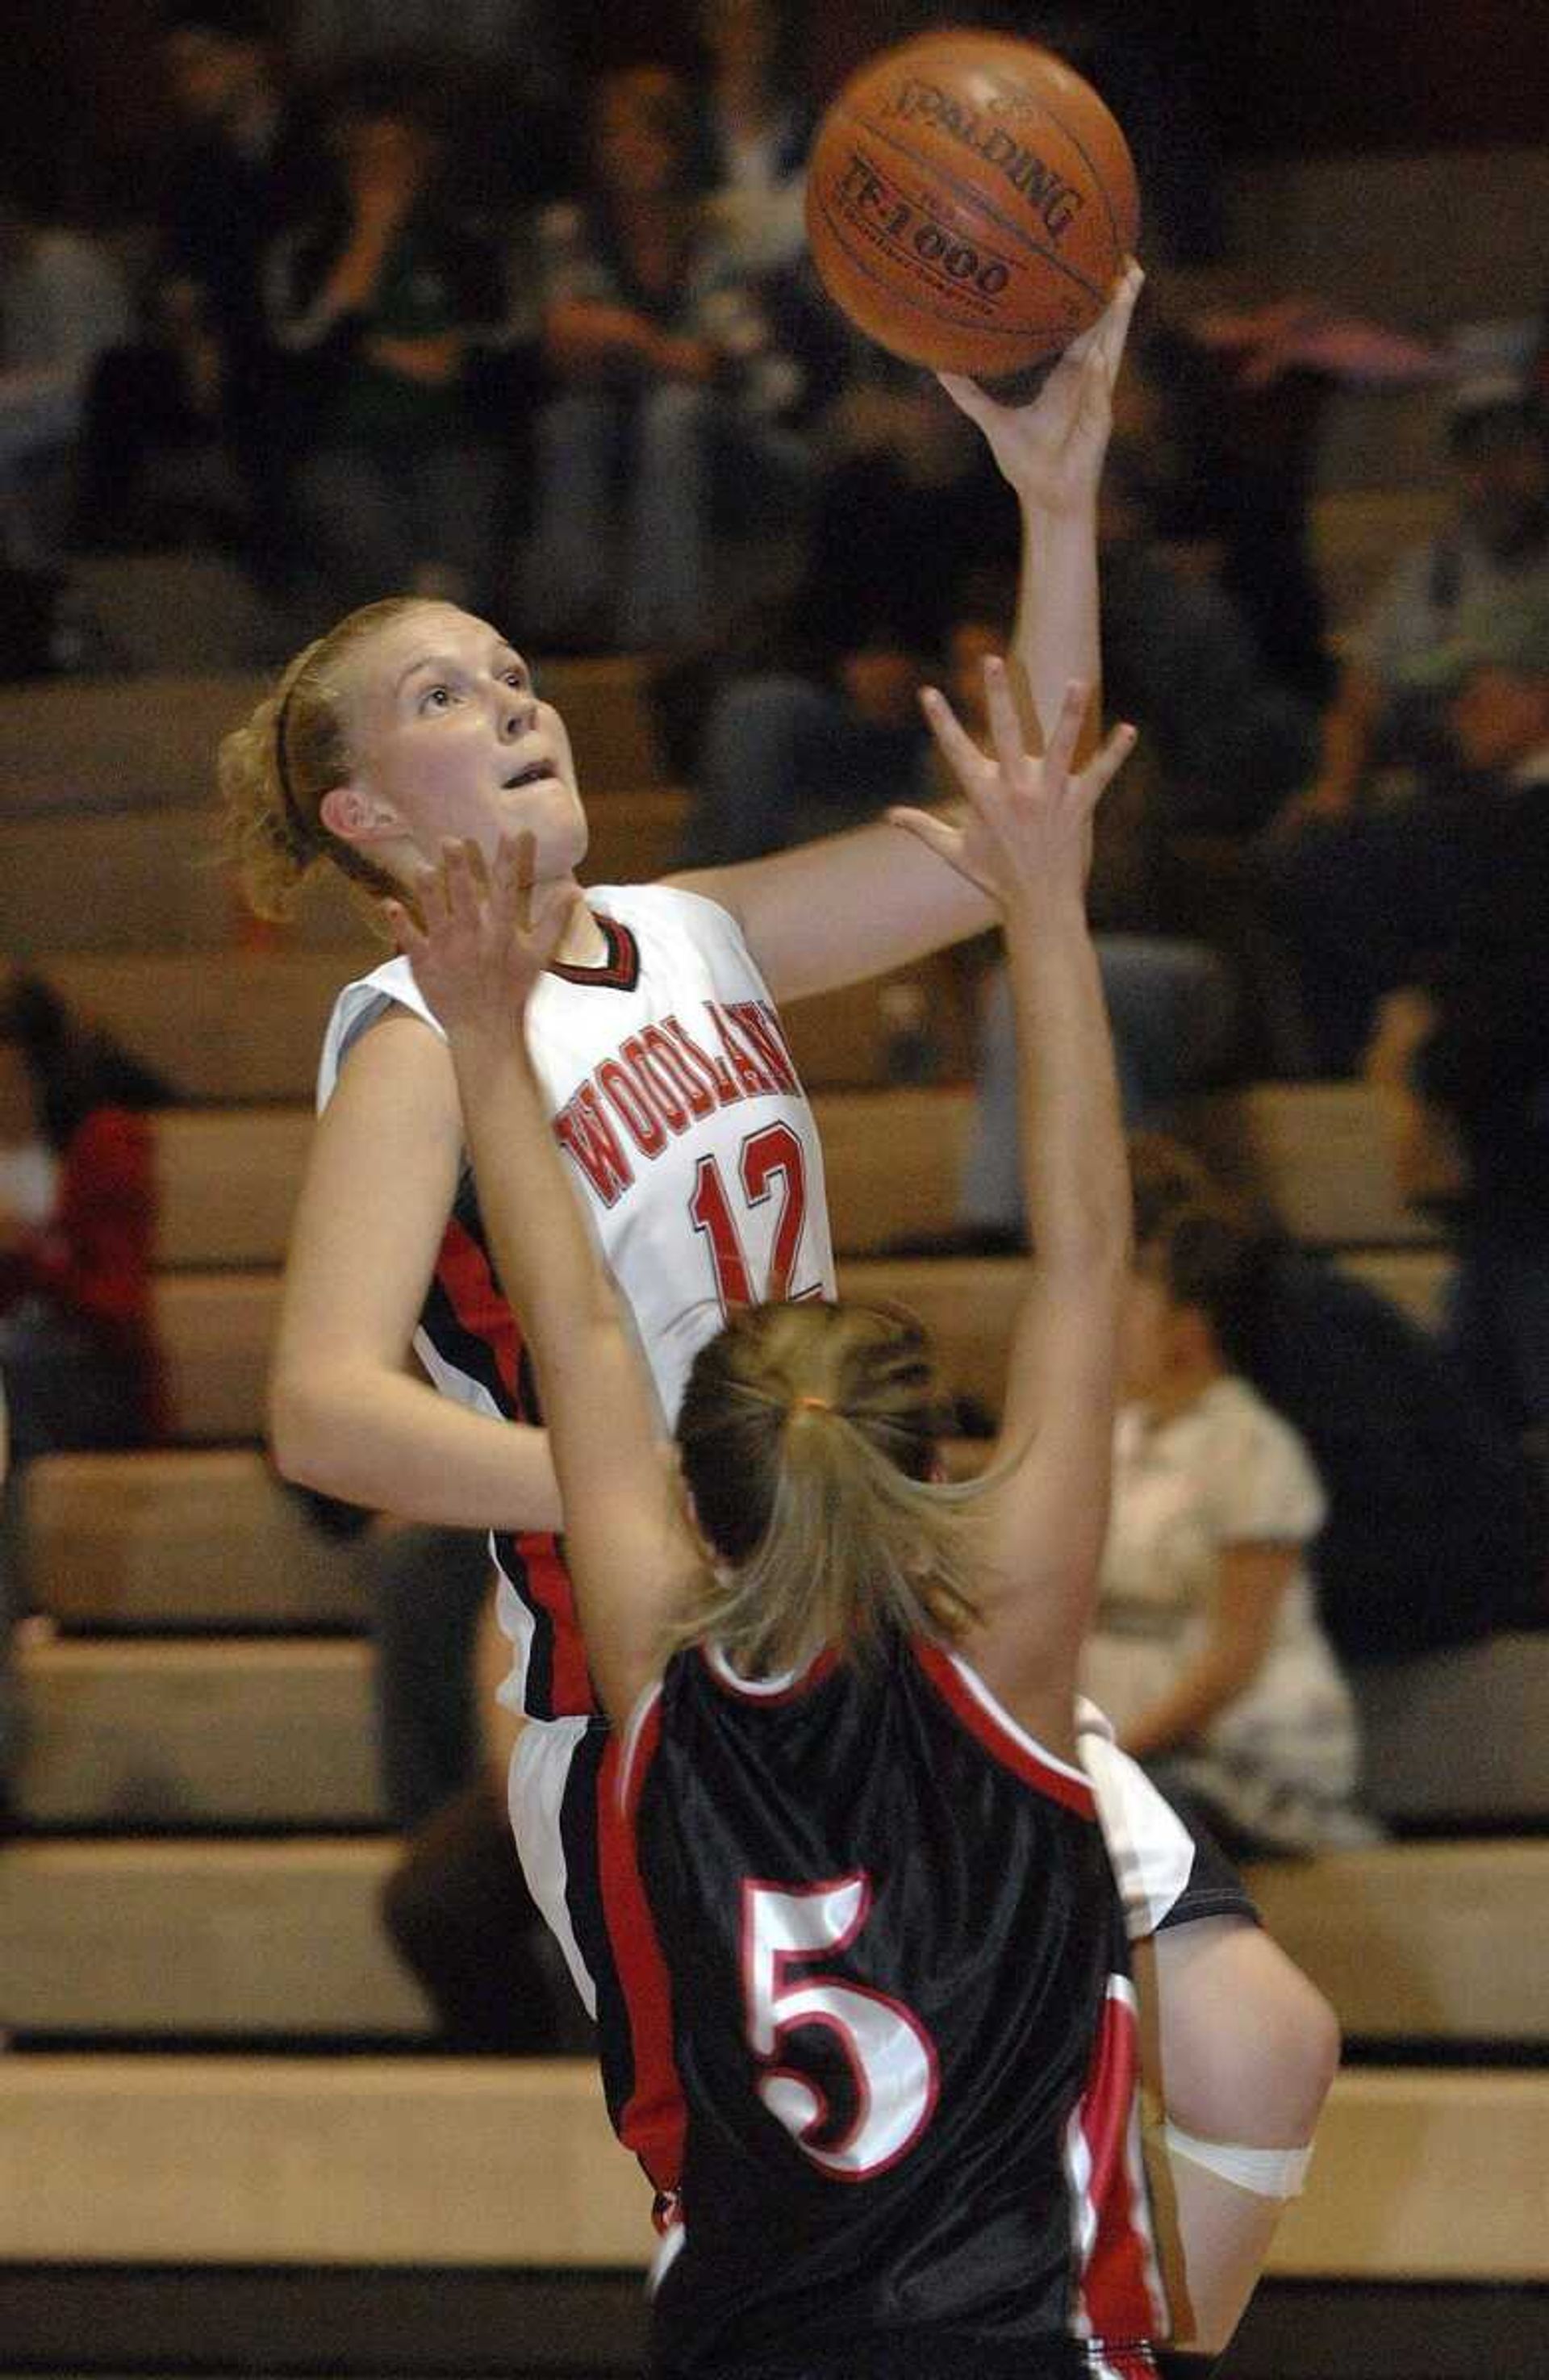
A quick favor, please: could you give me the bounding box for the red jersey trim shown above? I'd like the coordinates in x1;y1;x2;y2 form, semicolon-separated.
597;1714;687;2201
549;915;641;992
436;1215;591;1714
1067;1976;1170;2355
701;1640;841;1703
912;1640;1097;1818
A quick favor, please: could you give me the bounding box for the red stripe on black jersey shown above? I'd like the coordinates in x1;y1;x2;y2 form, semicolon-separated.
432;1204;593;1718
912;1641;1097;1818
598;1706;687;2204
1067;1978;1168;2363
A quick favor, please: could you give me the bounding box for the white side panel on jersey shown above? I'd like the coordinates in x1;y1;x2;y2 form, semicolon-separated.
1075;1715;1196;1941
507;1717;598;2019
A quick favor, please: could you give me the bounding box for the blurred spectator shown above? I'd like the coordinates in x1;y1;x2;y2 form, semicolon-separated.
0;971;174;1808
1097;441;1320;850
286;3;576;210
1083;1196;1375;1857
1138;298;1451;710
1369;599;1549;1445
691;0;815;270
0;185;131;570
1264;586;1549;1076
524;63;820;654
670;372;1020;862
265;65;509;623
958;939;1234;1238
1125;1133;1547;1665
1297;374;1549;823
73;3;302;566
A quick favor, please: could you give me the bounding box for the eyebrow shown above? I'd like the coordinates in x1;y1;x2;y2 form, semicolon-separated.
395;647;526;697
395;653;448;696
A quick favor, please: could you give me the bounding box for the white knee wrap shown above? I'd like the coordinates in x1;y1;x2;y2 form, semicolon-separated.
1161;2119;1313;2201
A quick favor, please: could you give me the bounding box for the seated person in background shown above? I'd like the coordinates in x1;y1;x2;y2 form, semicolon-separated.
668;361;1046;867
1125;1134;1547;1668
690;0;815;270
1096;439;1320;854
1085;1197;1374;1858
1368;598;1549;1450
0;971;173;1806
1263;382;1549;1073
957;934;1234;1242
0;182;131;570
73;2;300;564
0;970;171;1467
265;63;508;625
524;62;820;656
1296;374;1549;825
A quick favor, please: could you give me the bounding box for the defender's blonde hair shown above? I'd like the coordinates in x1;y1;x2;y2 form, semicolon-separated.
673;1301;987;1677
218;596;425;921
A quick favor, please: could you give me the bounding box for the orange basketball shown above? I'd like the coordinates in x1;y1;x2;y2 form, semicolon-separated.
804;29;1139;383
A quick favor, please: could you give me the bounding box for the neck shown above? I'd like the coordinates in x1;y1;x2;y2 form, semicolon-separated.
557;894;608;968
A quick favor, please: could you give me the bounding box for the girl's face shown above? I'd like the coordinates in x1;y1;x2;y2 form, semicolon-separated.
334;605;587;881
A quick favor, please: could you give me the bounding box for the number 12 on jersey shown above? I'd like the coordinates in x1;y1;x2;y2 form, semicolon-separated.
742;1873;940;2181
690;1123;818;1311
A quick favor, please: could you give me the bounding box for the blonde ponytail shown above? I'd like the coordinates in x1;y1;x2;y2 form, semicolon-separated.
674;1301;987;1677
218;597;423;922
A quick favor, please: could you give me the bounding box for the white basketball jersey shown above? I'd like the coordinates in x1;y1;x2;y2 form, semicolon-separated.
317;882;836;1720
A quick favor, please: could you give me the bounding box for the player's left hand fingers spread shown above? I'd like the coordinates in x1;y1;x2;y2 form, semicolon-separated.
885;804;962;864
981;656;1039;784
1086;720;1138;799
1042;679;1092;783
919;683;993;790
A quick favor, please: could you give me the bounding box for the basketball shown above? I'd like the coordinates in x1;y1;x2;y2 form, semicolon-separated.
804;30;1139;386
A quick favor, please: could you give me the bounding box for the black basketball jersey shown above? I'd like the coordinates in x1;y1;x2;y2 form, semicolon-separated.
618;1632;1167;2378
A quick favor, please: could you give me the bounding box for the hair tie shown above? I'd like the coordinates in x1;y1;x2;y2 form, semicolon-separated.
793;1393;832;1413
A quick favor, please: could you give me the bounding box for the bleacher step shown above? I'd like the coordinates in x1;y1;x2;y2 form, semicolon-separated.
16;1637;382;1828
4;1838;1540;2045
0;1839;428;2036
1188;1082;1435;1249
0;790;691;957
27;1447;367;1627
2;2056;1540;2279
40;947;977;1104
142;1245;1457;1449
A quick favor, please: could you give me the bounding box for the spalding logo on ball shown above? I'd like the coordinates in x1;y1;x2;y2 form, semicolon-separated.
805;30;1139;382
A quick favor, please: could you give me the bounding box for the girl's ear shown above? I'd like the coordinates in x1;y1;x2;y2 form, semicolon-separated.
318;782;398;846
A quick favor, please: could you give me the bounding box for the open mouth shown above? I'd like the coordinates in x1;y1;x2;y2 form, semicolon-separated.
503;760;554;790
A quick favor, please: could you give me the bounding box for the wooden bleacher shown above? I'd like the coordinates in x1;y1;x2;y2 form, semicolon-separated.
0;785;691;954
2;2053;1543;2282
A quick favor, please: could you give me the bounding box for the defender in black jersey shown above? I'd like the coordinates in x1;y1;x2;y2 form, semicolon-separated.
396;668;1164;2376
621;1636;1162;2378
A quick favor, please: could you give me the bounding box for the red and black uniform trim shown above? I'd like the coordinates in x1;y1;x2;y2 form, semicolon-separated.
425;1172;593;1718
549;915;640;992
